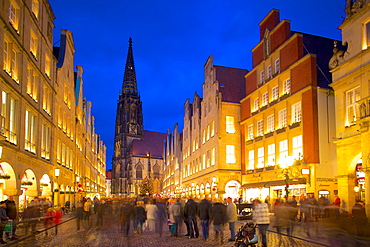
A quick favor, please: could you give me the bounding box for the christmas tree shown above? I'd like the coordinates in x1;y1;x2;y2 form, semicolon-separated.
139;176;153;196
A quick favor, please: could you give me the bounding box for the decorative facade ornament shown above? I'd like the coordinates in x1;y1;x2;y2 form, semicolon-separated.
329;41;348;69
346;0;370;18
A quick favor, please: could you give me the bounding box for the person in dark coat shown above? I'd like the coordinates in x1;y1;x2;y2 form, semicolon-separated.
211;199;227;245
198;198;212;241
352;200;368;237
4;196;17;240
134;201;146;235
75;202;84;231
96;201;105;226
0;201;8;244
120;201;135;236
184;198;199;238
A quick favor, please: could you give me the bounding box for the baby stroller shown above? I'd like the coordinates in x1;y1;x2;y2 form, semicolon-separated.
234;221;258;247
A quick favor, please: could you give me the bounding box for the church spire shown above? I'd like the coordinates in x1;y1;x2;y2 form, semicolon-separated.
122;37;138;95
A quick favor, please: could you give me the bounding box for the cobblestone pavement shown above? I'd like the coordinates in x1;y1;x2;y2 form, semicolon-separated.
5;213;370;247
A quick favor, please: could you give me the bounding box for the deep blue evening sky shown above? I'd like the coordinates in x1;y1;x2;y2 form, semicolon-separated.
49;0;345;170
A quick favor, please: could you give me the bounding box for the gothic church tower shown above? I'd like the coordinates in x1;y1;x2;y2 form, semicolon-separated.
112;38;143;195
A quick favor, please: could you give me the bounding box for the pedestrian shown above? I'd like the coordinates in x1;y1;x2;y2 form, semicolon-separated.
145;199;158;232
184;198;199;238
172;198;183;237
253;199;270;247
167;199;176;236
198;197;212;241
351;200;368;237
273;199;285;235
4;195;17;240
0;201;8;244
44;207;54;236
211;198;227;245
333;195;341;217
226;197;237;242
75;201;84;231
120;201;135;236
134;201;146;235
83;198;92;220
156;199;167;237
96;200;105;226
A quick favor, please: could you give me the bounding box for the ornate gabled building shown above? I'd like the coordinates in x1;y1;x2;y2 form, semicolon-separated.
112;39;166;197
181;55;248;199
240;9;338;202
329;0;370;214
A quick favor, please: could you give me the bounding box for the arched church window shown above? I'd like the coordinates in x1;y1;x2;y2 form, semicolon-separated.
136;165;143;179
153;165;160;179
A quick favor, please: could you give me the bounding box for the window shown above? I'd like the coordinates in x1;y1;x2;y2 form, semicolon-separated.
279;140;288;163
136;165;143;179
1;92;17;145
210;120;215;137
254;98;259;111
257;120;264;136
56;140;61;164
275;59;280;74
262;92;268;106
292;102;302;123
41;123;50;159
226;145;236;163
248;150;255;170
206;124;210;140
283;78;291;94
278;109;287;128
3;40;19;82
30;30;38;58
272;86;279;101
364;21;370;49
42;85;51;115
257;147;264;168
32;0;39;18
25;110;36;153
226;116;235;133
267;114;274;133
248;124;254;140
267;65;272;78
202;153;206;169
26;67;38;101
268;144;275;166
260;71;265;84
153;165;160;179
202;129;206;144
211;147;215;166
9;1;19;31
292;135;303;159
346;87;361;125
207;150;211;167
45;54;51;78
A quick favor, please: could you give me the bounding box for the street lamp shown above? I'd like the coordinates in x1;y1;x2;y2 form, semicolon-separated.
54;168;60;178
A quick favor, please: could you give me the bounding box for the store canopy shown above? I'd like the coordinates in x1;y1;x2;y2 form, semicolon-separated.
240;181;267;189
264;178;306;187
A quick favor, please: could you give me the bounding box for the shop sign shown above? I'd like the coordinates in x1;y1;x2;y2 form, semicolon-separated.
358;178;365;184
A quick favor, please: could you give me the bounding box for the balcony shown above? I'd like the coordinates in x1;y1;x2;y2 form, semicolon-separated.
276;127;286;134
289;122;301;129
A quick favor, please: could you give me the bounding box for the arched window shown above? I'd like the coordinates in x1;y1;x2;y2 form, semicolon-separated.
136;165;143;179
153;164;160;179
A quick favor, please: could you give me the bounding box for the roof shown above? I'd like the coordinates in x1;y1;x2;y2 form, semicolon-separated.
214;65;248;103
130;130;167;158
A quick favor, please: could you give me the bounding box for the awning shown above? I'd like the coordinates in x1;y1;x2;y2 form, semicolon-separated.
264;178;306;187
241;181;267;189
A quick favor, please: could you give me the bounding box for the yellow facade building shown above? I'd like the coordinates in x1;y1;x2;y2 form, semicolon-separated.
329;2;370;214
0;0;106;210
181;56;247;200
